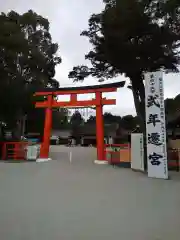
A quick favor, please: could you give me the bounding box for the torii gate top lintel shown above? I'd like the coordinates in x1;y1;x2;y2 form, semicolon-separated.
35;81;125;96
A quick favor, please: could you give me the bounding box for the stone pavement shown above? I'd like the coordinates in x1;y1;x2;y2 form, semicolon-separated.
0;146;180;240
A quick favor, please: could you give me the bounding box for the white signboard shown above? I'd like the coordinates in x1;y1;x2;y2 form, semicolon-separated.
145;71;168;179
131;133;144;171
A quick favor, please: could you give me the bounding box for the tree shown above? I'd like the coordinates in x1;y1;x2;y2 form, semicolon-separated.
25;108;45;136
70;111;84;127
165;93;180;124
104;112;121;124
52;108;69;130
121;115;138;130
86;115;96;124
25;107;69;135
69;0;180;133
0;10;61;138
86;112;121;124
70;111;84;142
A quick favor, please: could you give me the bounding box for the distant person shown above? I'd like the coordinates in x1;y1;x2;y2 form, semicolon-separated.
109;136;113;145
56;137;59;145
81;137;84;146
72;138;75;146
68;138;72;146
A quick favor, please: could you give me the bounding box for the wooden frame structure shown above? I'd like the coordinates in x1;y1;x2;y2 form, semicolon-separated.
35;81;125;162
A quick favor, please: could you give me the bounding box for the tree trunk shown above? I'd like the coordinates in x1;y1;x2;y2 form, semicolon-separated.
131;76;145;132
138;79;147;171
12;110;24;141
131;74;147;170
12;121;21;141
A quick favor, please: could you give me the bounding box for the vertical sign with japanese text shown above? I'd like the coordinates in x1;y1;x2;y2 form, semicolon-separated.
131;133;144;171
145;71;168;179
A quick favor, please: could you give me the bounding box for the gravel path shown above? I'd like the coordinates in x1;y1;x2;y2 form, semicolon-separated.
0;146;180;240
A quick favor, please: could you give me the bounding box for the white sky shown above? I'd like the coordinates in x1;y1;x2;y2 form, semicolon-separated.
2;0;180;116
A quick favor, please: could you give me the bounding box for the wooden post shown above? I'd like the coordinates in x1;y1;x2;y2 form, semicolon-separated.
39;95;53;159
95;92;105;162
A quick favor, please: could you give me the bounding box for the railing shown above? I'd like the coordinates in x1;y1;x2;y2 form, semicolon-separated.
104;145;180;171
104;144;131;165
168;148;180;171
2;142;28;161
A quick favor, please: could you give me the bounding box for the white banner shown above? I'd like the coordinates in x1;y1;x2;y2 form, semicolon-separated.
145;71;168;179
131;133;144;171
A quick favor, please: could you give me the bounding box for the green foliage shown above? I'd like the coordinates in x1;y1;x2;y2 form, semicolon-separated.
87;112;122;124
25;107;69;134
25;108;45;135
103;112;121;124
52;108;69;130
121;115;139;130
165;94;180;123
69;0;180;81
86;112;138;130
70;111;84;126
0;10;61;130
86;115;96;124
69;0;180;132
70;111;84;139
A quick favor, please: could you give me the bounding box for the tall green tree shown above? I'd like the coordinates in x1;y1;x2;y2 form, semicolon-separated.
69;0;180;132
70;111;84;141
0;10;61;137
70;111;84;127
104;112;121;124
86;115;96;124
121;115;138;130
52;108;69;130
165;93;180;123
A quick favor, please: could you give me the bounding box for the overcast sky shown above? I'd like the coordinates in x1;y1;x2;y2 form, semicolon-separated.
2;0;180;116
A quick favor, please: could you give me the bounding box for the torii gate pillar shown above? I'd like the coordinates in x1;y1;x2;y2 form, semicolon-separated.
95;92;105;163
39;95;53;160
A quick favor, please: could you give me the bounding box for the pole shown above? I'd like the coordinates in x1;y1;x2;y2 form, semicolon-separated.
39;95;53;159
22;115;27;137
95;92;105;162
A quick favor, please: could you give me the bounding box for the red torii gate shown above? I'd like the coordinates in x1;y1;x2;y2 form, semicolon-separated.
35;81;125;163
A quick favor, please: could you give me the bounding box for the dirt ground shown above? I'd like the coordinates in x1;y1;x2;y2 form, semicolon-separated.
0;146;180;240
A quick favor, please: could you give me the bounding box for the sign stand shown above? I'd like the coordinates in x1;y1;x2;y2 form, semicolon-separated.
131;133;144;171
144;71;168;179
